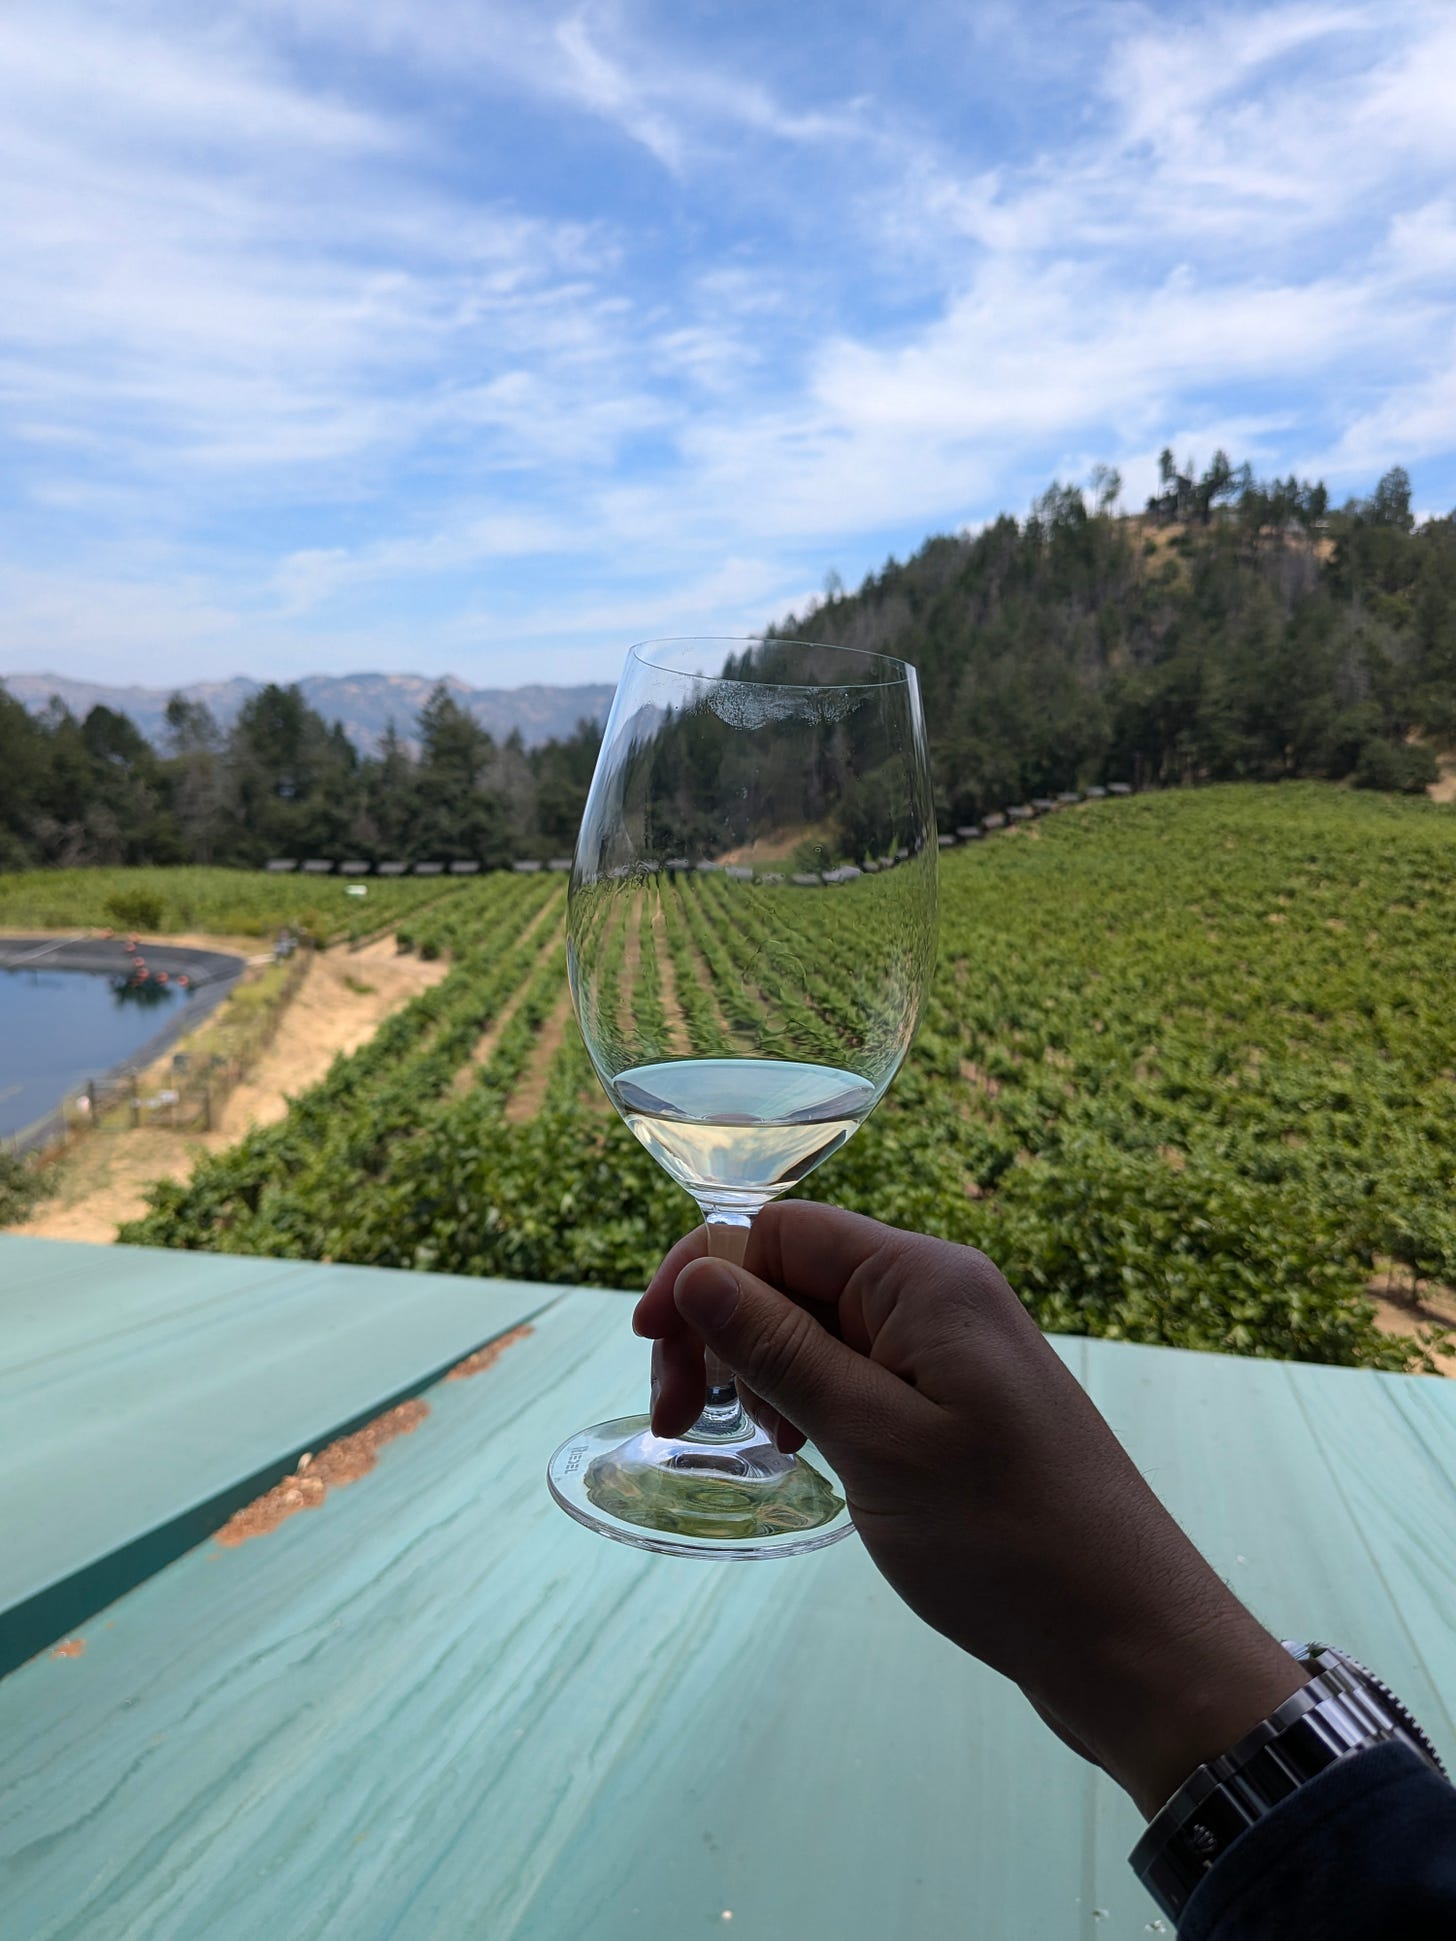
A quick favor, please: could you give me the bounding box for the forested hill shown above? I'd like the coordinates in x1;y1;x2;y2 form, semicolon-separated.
0;457;1452;872
773;459;1455;824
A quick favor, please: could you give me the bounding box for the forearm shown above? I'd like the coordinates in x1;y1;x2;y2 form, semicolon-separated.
1065;1579;1308;1820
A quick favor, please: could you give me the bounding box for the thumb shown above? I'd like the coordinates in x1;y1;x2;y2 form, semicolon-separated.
673;1256;889;1462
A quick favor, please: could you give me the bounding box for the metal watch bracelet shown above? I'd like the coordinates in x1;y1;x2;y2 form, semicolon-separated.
1130;1641;1447;1924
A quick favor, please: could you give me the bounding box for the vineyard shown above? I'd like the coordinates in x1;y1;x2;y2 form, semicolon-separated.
106;784;1456;1371
0;865;470;944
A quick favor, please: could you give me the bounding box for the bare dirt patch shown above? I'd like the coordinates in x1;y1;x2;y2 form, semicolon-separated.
1369;1273;1456;1378
652;904;691;1056
1126;516;1334;569
453;911;565;1092
716;820;837;868
672;896;738;1044
218;937;446;1135
1429;751;1456;806
621;893;643;1009
9;937;448;1245
504;984;576;1123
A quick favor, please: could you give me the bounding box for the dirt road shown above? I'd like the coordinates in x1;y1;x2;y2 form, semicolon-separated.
9;938;447;1245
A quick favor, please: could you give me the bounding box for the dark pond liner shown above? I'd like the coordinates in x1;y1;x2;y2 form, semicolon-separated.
0;936;248;1152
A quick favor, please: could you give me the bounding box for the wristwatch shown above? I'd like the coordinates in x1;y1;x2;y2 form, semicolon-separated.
1130;1639;1447;1924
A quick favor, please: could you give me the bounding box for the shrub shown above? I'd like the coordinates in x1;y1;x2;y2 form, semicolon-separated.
103;887;165;932
0;1151;41;1225
1353;737;1438;794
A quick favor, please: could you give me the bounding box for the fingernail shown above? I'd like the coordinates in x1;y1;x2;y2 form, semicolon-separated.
674;1259;741;1331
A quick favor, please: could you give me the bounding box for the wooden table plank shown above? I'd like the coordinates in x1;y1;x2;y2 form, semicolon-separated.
0;1293;1091;1941
1082;1342;1456;1738
0;1234;313;1360
1384;1370;1456;1483
3;1267;1454;1940
0;1237;563;1671
1079;1339;1456;1933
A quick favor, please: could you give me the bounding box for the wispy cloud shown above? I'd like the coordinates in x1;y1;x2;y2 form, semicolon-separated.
1;1;1453;688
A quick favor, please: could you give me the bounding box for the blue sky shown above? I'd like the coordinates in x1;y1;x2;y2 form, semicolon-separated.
2;0;1455;690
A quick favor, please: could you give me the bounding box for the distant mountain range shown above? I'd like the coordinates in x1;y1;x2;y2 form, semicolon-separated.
1;671;615;753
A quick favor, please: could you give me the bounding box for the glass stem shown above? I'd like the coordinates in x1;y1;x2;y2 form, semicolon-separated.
682;1208;753;1444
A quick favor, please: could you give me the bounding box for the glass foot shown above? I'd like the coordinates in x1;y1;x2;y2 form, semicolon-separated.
547;1414;855;1559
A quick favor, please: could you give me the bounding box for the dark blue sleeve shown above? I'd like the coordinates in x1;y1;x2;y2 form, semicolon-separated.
1178;1740;1456;1939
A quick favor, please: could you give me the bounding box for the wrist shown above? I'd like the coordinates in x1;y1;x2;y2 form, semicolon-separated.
1063;1601;1309;1818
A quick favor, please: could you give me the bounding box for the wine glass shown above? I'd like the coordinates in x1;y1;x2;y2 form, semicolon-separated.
546;638;938;1558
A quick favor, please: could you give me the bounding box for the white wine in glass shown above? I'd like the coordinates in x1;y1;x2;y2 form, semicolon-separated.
547;638;938;1558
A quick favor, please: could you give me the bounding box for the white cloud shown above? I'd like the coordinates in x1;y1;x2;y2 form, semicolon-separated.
0;0;622;497
273;511;580;612
248;0;864;169
1383;201;1456;283
552;10;687;171
1316;347;1456;480
0;10;398;158
1;1;1455;687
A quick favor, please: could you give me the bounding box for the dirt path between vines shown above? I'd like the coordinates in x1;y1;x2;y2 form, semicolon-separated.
452;905;563;1092
620;895;642;1013
9;937;448;1246
1370;1278;1456;1377
504;986;576;1123
652;903;691;1056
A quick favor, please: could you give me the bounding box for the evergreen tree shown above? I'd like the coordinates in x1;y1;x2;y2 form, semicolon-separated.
412;685;510;862
164;694;227;863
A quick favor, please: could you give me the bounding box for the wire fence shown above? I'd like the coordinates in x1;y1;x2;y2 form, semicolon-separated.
6;945;311;1156
117;946;313;1136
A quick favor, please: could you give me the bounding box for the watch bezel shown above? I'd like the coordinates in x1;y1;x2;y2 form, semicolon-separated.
1285;1640;1446;1776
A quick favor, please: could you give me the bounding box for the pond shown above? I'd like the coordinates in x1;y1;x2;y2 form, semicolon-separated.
0;938;244;1143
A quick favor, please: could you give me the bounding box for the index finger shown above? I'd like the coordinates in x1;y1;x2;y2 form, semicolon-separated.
632;1199;904;1339
632;1223;711;1337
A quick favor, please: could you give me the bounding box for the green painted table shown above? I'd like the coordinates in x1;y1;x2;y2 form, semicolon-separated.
1;1237;1454;1939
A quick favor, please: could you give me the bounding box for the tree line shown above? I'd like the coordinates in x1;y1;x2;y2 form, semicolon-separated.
1;457;1452;872
0;682;602;871
786;458;1453;826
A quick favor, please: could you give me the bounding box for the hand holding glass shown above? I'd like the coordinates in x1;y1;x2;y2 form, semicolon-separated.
547;638;938;1557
